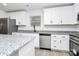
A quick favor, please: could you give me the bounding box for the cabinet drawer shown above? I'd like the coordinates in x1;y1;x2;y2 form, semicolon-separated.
51;40;57;44
53;45;56;47
51;39;60;43
52;45;58;49
51;35;68;38
51;35;62;39
53;40;57;42
61;35;69;38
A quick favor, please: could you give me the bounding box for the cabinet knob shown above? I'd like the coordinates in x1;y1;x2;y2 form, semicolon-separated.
61;20;62;23
50;20;53;23
53;36;56;37
53;46;56;47
53;40;56;42
62;36;65;38
60;40;61;43
18;22;21;24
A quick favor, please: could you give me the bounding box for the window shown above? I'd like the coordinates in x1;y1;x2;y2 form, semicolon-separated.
31;16;41;26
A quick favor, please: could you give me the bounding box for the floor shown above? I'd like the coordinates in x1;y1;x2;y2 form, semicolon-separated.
35;48;69;56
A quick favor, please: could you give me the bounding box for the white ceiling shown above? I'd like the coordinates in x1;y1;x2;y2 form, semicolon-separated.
0;3;73;12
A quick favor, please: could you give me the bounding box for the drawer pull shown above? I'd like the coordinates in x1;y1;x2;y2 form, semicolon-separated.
53;36;56;37
60;40;61;43
53;46;56;47
53;40;56;42
62;36;65;38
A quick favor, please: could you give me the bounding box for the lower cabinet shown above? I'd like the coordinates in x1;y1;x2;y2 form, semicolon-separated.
51;35;69;51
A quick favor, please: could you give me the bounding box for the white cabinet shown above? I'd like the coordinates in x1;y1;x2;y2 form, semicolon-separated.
58;6;76;24
51;35;69;51
44;9;52;25
44;6;77;25
8;11;27;25
12;32;39;48
73;3;79;24
73;3;79;13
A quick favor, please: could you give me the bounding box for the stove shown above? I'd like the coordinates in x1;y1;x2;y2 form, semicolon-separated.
69;34;79;56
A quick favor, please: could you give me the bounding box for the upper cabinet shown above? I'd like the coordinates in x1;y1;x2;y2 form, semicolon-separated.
44;5;77;25
73;3;79;13
8;11;27;25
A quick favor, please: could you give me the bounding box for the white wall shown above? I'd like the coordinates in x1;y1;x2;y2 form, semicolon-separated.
18;9;78;31
0;10;7;18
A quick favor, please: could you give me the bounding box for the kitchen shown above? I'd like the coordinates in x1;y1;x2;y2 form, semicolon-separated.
0;3;79;56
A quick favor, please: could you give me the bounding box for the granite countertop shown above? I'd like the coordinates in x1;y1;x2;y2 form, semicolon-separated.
17;30;79;35
0;34;35;56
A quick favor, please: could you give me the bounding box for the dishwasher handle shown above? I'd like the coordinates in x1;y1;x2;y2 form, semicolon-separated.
39;34;51;36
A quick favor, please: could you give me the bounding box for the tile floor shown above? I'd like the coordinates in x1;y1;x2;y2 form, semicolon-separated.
35;48;69;56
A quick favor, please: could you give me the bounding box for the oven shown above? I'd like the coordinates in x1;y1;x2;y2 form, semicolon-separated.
69;35;79;56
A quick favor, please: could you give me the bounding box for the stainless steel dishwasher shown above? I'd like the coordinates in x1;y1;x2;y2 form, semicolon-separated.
39;33;51;50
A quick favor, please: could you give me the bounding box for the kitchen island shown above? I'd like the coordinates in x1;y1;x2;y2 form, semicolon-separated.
0;34;35;56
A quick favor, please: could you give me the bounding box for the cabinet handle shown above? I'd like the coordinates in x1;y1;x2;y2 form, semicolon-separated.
50;20;53;23
53;40;56;42
53;36;56;37
60;40;61;43
18;22;20;24
62;36;65;38
61;20;62;23
53;46;56;47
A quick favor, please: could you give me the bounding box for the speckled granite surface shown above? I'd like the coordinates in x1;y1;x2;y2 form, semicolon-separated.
0;34;35;56
17;30;79;35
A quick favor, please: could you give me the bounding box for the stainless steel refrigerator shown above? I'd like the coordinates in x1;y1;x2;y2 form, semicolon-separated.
0;18;18;34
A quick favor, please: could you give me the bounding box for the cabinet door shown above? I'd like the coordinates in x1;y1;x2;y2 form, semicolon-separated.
8;11;27;25
44;8;61;25
73;3;79;23
73;3;79;13
51;6;77;24
60;35;69;51
44;9;52;25
60;6;77;24
51;8;61;24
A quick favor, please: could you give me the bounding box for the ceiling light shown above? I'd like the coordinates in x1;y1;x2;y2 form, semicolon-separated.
2;3;7;6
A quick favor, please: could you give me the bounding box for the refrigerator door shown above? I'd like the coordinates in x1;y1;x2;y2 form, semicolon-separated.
8;19;18;34
0;18;18;34
0;18;8;34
